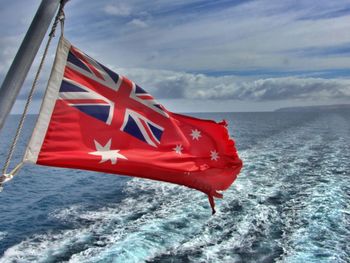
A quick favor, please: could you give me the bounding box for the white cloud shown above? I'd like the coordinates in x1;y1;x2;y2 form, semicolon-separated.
128;19;148;28
103;3;131;16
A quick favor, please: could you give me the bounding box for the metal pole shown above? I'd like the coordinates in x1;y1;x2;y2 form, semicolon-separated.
0;0;60;130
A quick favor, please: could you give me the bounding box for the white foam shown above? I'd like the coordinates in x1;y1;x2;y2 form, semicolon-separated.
0;232;7;241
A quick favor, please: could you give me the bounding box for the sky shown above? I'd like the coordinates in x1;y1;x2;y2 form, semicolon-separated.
1;0;350;113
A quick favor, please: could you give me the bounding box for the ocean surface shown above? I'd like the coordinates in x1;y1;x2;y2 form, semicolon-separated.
0;110;349;263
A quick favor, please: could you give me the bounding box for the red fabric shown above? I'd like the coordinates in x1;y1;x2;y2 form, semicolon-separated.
36;46;242;214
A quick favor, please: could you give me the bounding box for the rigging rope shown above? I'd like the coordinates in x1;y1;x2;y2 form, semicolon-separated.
0;0;68;191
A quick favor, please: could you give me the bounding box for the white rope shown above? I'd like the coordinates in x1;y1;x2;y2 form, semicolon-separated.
0;1;67;191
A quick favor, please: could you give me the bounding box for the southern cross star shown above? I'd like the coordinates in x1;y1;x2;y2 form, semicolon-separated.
173;144;183;155
190;129;202;140
89;139;127;165
210;150;219;161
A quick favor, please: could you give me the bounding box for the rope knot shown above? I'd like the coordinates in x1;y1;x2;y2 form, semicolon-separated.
0;174;13;183
0;174;14;192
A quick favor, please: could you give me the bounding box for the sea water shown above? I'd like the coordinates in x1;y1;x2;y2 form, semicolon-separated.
0;110;349;263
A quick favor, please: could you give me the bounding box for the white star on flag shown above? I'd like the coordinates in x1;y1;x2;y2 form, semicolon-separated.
173;144;183;155
210;150;219;161
89;139;127;165
190;129;202;140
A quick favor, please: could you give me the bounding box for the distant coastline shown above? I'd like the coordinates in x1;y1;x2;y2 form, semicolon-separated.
275;104;350;112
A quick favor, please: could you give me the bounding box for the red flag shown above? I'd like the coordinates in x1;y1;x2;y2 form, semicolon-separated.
24;37;242;214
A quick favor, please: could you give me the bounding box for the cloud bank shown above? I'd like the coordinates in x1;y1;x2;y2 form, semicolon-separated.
120;68;350;101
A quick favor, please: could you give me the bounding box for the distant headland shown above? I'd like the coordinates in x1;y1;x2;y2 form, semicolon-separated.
275;104;350;112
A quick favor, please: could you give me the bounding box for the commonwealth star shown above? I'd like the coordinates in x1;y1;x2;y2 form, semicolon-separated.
210;150;219;161
190;129;202;140
173;144;183;155
89;139;127;165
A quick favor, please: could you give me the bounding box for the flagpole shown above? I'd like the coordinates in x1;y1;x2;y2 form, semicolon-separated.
0;0;61;131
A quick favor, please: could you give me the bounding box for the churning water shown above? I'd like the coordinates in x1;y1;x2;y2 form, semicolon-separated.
0;110;349;262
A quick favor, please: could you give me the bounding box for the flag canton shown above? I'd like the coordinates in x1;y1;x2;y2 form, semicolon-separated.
59;45;167;147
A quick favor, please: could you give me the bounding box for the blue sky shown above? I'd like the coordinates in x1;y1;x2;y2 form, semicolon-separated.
1;0;350;112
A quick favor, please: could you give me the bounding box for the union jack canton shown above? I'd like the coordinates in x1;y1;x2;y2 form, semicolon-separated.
59;45;168;147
